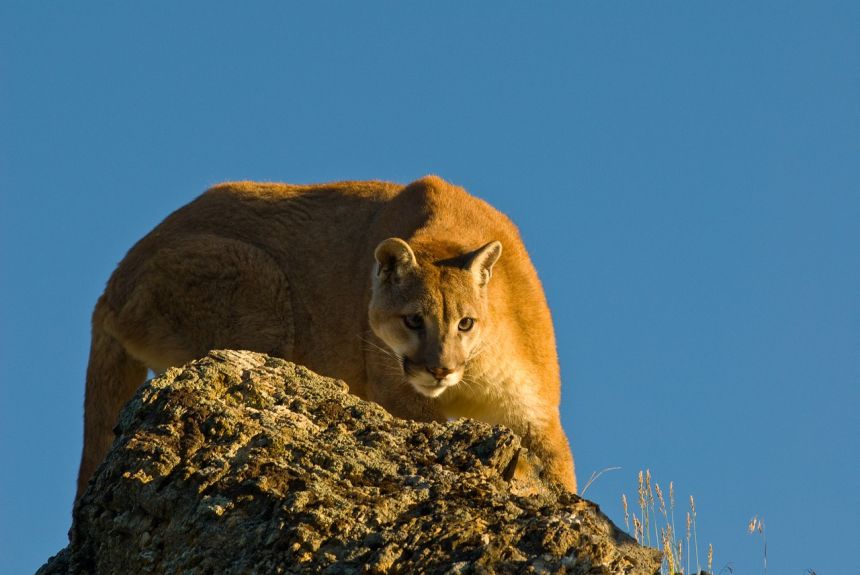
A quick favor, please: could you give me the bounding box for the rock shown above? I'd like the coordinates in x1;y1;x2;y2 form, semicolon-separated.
39;350;661;574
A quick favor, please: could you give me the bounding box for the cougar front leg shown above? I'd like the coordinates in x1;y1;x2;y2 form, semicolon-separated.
523;419;577;493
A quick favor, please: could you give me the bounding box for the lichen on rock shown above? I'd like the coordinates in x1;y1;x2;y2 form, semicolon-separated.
39;350;660;574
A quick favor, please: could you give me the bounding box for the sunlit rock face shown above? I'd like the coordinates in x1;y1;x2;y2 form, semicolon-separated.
39;350;660;575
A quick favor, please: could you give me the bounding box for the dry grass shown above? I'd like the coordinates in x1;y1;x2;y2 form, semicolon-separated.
620;474;805;574
623;469;713;575
747;515;767;574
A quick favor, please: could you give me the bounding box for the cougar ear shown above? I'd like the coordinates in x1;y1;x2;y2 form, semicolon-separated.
466;241;502;287
374;238;417;281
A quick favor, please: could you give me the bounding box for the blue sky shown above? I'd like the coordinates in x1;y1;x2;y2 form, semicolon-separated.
1;2;857;573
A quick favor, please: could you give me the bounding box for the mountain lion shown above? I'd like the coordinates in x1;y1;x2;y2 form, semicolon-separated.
77;175;576;498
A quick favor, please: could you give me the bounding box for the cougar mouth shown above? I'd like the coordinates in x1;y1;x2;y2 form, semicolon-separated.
402;356;461;398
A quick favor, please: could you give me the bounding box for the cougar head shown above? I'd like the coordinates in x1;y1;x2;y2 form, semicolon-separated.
368;237;502;398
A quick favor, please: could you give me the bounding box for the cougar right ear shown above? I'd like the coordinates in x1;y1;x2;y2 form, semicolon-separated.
374;238;417;280
465;240;502;287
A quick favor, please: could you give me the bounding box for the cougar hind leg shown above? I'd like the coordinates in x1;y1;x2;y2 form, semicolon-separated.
77;236;294;499
105;234;295;368
77;299;148;499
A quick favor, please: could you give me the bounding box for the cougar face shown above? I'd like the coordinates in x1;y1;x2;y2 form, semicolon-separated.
369;238;501;398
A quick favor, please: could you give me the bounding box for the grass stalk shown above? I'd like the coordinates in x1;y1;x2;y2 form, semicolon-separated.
690;495;700;575
625;471;710;574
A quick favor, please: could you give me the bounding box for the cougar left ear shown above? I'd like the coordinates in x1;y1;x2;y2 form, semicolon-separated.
466;241;502;287
374;237;417;281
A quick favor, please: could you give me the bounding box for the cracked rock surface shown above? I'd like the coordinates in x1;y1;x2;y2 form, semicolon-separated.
39;350;660;574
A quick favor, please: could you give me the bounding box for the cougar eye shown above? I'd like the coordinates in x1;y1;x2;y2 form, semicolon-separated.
458;317;475;332
403;314;424;330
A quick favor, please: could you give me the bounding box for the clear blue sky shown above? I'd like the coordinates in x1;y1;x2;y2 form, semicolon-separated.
1;3;857;573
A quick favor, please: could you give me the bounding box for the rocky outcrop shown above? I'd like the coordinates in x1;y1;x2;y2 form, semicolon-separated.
40;350;660;574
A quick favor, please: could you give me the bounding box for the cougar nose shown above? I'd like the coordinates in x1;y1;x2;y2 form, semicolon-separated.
427;366;453;380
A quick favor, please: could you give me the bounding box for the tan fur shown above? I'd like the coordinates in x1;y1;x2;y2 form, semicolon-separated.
77;175;576;497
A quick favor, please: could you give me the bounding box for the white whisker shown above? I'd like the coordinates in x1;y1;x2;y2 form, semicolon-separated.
467;340;492;362
357;334;398;358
